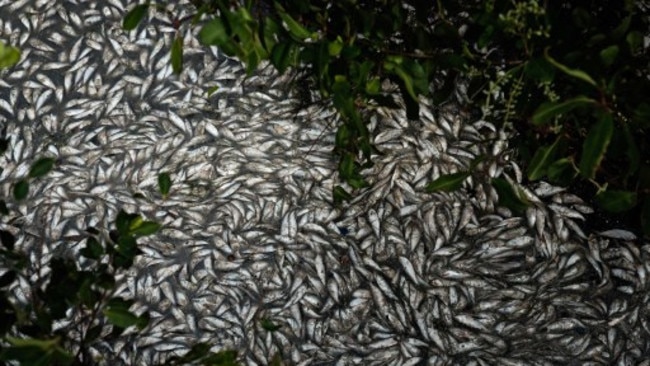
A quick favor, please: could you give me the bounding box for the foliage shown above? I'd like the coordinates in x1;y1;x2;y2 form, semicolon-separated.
0;39;244;361
0;124;237;364
472;0;650;235
0;202;158;364
124;0;649;237
0;41;20;69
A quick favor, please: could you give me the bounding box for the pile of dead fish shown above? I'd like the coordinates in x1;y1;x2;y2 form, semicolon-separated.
0;0;649;365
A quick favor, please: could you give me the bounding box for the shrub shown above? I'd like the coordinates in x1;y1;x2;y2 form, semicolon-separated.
123;0;649;236
0;158;159;364
0;115;234;364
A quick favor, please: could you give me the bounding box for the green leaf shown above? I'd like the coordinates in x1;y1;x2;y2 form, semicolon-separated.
315;42;330;79
275;3;312;40
527;137;565;180
595;190;637;213
525;57;555;82
0;346;49;366
332;78;354;117
201;350;238;365
116;235;138;259
398;79;420;120
270;353;283;366
224;8;255;54
129;221;160;236
547;158;578;186
436;53;465;69
245;46;261;75
158;172;171;197
5;336;59;350
116;210;138;235
0;229;15;250
579;112;614;179
622;124;640;181
0;339;74;365
339;153;355;180
199;18;229;46
112;252;134;269
347;177;369;189
13;180;29;200
359;137;373;162
80;236;103;260
106;297;134;311
478;25;495;49
599;45;619;67
171;36;183;75
341;44;362;59
332;185;352;205
389;59;428;116
391;64;417;102
136;312;150;330
261;17;281;51
335;124;351;149
403;60;428;95
206;85;220;97
612;16;631;40
270;42;294;73
365;78;381;95
532;96;596;126
77;278;99;307
587;33;607;47
0;41;21;69
33;307;54;334
328;36;344;56
29;157;55;178
626;31;643;53
544;48;597;87
0;199;8;215
123;4;149;31
85;325;103;343
491;178;530;214
469;155;488;170
103;308;139;329
96;271;115;289
426;172;470;193
642;197;650;238
633;103;650;128
261;318;281;332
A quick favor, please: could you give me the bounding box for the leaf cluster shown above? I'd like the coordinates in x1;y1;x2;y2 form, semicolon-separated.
123;0;650;236
0;209;158;365
124;0;469;204
472;0;650;234
0;135;237;364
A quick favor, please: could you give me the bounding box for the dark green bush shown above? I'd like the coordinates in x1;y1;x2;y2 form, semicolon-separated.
0;203;158;364
0;133;235;364
124;0;649;236
0;120;156;364
468;0;649;234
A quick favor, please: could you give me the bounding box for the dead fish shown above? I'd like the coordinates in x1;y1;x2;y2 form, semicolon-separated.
3;2;648;364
